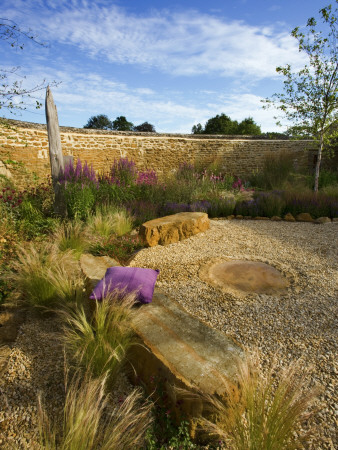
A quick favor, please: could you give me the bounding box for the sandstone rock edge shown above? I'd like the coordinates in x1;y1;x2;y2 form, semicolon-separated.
139;212;210;247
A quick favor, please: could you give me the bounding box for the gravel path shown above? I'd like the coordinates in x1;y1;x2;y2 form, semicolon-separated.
0;219;337;448
130;219;338;449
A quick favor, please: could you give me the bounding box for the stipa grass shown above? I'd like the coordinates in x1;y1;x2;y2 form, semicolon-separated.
63;290;137;388
197;351;321;450
7;242;84;309
55;221;88;259
38;371;153;450
86;206;134;238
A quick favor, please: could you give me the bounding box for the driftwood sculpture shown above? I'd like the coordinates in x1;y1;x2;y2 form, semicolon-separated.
45;85;66;216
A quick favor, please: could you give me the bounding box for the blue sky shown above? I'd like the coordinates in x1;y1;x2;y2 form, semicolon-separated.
0;0;328;133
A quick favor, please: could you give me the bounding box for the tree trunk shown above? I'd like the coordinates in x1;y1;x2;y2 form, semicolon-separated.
45;86;66;216
314;133;324;192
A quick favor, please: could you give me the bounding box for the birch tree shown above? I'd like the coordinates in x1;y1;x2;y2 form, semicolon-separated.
264;3;338;191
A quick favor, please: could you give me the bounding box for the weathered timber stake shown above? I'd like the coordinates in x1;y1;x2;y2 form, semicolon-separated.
45;86;66;216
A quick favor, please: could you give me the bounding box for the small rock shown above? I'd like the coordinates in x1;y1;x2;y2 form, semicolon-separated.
227;215;235;220
271;216;282;221
332;218;338;222
284;213;296;222
235;215;243;220
254;216;270;220
243;216;252;220
315;217;332;224
296;213;314;222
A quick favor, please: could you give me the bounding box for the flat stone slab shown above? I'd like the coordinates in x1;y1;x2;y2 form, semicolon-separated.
139;212;210;247
200;259;289;297
80;253;119;288
130;288;243;426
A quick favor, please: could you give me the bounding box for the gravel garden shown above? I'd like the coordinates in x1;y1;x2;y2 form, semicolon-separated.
0;153;337;449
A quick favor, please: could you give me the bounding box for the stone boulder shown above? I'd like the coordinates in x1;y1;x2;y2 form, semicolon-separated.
139;212;209;247
296;213;314;222
315;217;331;224
284;213;296;222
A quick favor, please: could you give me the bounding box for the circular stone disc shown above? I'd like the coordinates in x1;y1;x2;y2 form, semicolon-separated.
200;260;289;296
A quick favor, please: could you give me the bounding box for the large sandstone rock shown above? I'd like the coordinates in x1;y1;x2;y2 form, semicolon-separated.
130;289;243;435
139;212;209;247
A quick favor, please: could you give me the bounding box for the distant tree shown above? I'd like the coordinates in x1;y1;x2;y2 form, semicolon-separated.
204;114;238;134
84;114;113;130
191;123;203;134
133;121;156;132
263;3;338;192
192;114;261;135
0;18;56;111
237;117;262;135
112;116;134;131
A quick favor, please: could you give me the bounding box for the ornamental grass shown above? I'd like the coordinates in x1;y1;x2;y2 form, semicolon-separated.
7;242;84;309
62;290;137;388
197;351;321;450
38;371;153;450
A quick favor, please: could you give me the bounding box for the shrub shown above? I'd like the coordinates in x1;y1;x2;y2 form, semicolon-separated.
16;199;58;239
63;291;137;388
38;372;153;450
250;151;294;190
197;351;321;450
96;177;136;207
127;200;159;226
282;191;338;218
254;192;286;217
7;243;84;308
160;202;191;215
63;183;96;220
207;197;235;218
235;200;259;217
109;157;137;186
318;169;338;189
90;235;143;264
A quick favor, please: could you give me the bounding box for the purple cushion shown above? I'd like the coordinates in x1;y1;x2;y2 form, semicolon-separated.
89;266;160;304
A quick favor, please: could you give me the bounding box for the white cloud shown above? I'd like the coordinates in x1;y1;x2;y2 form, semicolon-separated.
2;0;307;80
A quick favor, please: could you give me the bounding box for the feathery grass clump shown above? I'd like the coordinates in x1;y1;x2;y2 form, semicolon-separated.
38;372;153;450
63;291;137;388
7;242;84;309
86;206;134;237
55;221;88;258
198;351;321;450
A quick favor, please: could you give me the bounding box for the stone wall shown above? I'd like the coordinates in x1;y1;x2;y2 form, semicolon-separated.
0;119;315;186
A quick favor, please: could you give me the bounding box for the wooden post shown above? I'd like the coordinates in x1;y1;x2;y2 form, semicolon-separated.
45;85;66;216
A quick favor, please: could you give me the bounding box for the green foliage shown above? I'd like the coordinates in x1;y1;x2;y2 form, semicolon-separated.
112;115;134;131
63;183;96;220
263;3;338;191
63;292;137;388
55;221;88;259
249;152;294;190
144;377;197;450
207;197;236;218
134;122;156;132
84;114;113;130
318;169;338;189
90;235;143;264
7;242;84;308
96;179;137;206
192;114;261;135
